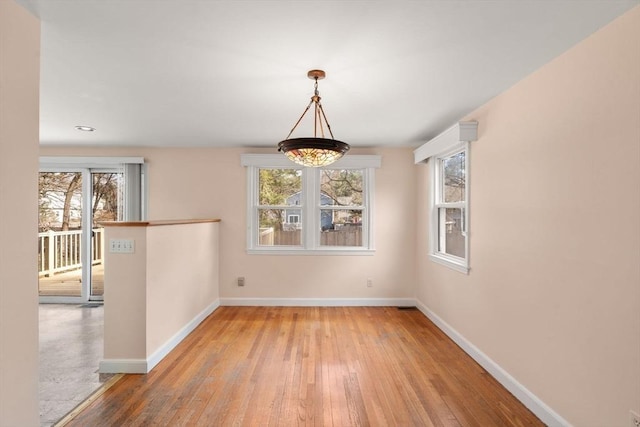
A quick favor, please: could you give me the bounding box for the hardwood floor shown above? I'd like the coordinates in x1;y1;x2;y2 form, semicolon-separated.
66;307;543;426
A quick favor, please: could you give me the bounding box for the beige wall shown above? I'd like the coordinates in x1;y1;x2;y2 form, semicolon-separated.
102;221;220;371
102;227;148;360
416;6;640;427
146;222;220;354
0;1;40;425
39;146;418;302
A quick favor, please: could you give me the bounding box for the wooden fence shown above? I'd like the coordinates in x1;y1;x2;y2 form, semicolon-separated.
259;225;362;247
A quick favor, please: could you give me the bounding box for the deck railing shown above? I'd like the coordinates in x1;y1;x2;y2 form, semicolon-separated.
38;228;104;277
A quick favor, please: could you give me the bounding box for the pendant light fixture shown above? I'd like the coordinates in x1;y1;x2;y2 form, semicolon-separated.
277;70;350;167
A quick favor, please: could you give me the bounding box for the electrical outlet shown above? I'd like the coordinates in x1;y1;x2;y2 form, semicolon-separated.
237;277;245;287
630;410;640;427
366;278;373;287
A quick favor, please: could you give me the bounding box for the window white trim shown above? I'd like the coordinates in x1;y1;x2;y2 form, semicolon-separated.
428;143;470;273
40;156;144;168
242;154;380;255
414;121;477;164
241;154;381;169
415;122;476;274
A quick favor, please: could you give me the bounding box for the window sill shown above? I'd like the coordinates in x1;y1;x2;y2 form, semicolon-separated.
248;248;375;256
429;254;469;274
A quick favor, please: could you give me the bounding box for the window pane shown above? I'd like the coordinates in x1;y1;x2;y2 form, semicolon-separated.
320;209;362;246
259;169;302;206
442;152;465;203
320;169;363;206
91;172;124;298
38;172;83;297
258;208;301;246
438;208;465;258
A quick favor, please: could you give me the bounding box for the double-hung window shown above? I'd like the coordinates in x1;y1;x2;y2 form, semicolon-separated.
242;154;380;254
414;121;476;274
431;144;469;272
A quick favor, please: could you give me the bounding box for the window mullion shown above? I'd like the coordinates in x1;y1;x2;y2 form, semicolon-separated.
303;168;318;249
247;166;258;250
363;167;372;248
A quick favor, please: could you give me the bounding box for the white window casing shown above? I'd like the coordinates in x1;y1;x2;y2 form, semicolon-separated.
414;122;477;273
241;154;381;255
413;122;477;163
430;143;469;273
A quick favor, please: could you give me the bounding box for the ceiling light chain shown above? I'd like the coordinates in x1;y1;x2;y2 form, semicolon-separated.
316;94;334;139
284;98;314;141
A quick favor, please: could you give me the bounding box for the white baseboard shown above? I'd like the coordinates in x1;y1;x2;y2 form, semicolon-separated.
99;299;221;374
414;300;571;427
220;297;416;307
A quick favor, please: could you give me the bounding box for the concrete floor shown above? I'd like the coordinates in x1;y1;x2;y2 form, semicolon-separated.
39;304;109;426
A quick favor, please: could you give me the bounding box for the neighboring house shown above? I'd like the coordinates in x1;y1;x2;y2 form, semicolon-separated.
284;191;334;230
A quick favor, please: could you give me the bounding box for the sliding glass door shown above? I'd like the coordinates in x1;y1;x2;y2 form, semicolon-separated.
38;157;144;303
38;168;124;302
90;171;125;298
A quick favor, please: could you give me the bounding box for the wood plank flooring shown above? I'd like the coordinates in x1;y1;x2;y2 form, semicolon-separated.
65;306;543;426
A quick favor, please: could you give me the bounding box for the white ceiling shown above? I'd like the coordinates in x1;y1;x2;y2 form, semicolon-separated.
16;0;639;148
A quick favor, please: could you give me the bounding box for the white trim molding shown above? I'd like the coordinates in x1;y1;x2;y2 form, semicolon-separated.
413;121;478;163
241;154;382;169
40;156;144;168
415;300;571;427
246;249;375;256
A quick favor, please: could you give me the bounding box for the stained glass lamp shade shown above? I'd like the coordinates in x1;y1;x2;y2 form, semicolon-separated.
277;70;350;167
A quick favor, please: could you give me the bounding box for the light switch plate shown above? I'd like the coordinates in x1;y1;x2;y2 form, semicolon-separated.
109;238;135;253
